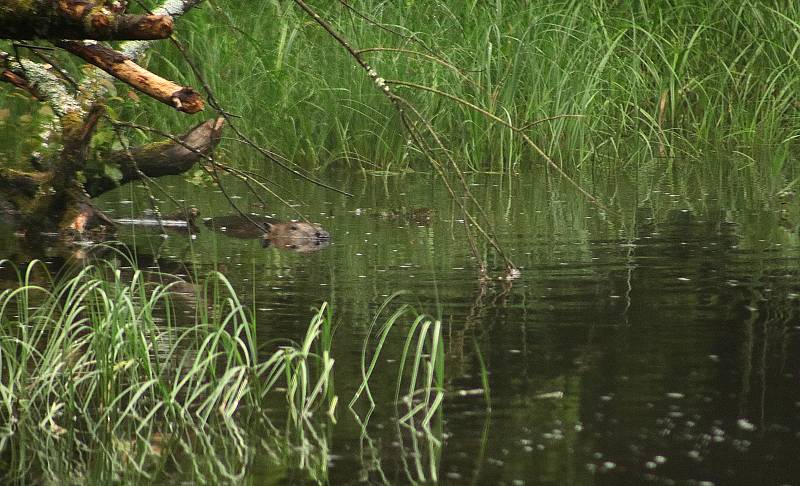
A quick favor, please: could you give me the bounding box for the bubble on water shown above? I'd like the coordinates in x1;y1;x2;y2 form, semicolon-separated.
737;419;756;431
601;461;616;471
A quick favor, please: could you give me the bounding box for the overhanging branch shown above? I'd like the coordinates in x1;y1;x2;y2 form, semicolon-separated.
0;0;173;40
87;118;224;197
58;41;204;114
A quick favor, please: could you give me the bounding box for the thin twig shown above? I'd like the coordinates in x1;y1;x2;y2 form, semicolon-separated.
132;0;352;197
294;0;516;271
356;47;480;86
337;0;437;56
386;79;608;211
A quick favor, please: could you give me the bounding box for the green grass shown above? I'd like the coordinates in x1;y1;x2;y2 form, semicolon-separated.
0;251;450;483
0;251;337;483
349;293;445;430
128;0;800;177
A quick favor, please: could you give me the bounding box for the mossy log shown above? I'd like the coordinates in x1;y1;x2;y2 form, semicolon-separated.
0;118;223;235
87;118;224;197
24;105;105;231
0;0;173;40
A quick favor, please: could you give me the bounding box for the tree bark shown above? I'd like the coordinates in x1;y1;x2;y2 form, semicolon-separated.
58;41;204;113
87;118;225;197
0;0;173;40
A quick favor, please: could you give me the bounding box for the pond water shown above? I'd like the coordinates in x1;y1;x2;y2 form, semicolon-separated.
3;169;800;485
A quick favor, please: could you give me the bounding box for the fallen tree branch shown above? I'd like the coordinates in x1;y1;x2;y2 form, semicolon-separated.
0;68;44;100
0;0;173;40
58;40;204;113
87;118;224;197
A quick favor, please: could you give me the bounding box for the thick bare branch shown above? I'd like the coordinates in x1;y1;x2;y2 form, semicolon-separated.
0;69;44;100
59;40;204;113
0;0;173;40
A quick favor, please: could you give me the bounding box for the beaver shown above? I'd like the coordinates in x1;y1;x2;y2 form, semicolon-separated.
203;214;331;252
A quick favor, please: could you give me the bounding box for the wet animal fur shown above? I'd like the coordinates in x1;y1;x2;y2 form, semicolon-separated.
261;220;330;252
203;214;330;252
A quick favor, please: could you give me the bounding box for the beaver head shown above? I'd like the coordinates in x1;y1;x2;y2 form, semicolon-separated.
261;221;331;252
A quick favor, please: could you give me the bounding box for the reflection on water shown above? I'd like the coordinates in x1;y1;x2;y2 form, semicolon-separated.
1;172;799;484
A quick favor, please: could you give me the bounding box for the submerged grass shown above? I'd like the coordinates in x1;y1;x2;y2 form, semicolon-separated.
135;0;799;176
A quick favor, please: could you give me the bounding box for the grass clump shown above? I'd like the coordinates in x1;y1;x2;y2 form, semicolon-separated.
350;294;445;430
0;251;452;483
0;256;335;483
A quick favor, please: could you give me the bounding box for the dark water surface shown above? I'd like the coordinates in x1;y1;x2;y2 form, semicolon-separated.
5;172;800;485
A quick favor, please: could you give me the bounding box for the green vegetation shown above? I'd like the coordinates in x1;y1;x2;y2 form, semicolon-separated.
1;2;800;483
137;0;799;179
0;252;448;483
350;293;445;428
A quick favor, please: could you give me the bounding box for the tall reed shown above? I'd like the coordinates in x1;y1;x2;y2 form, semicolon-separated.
134;0;799;175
